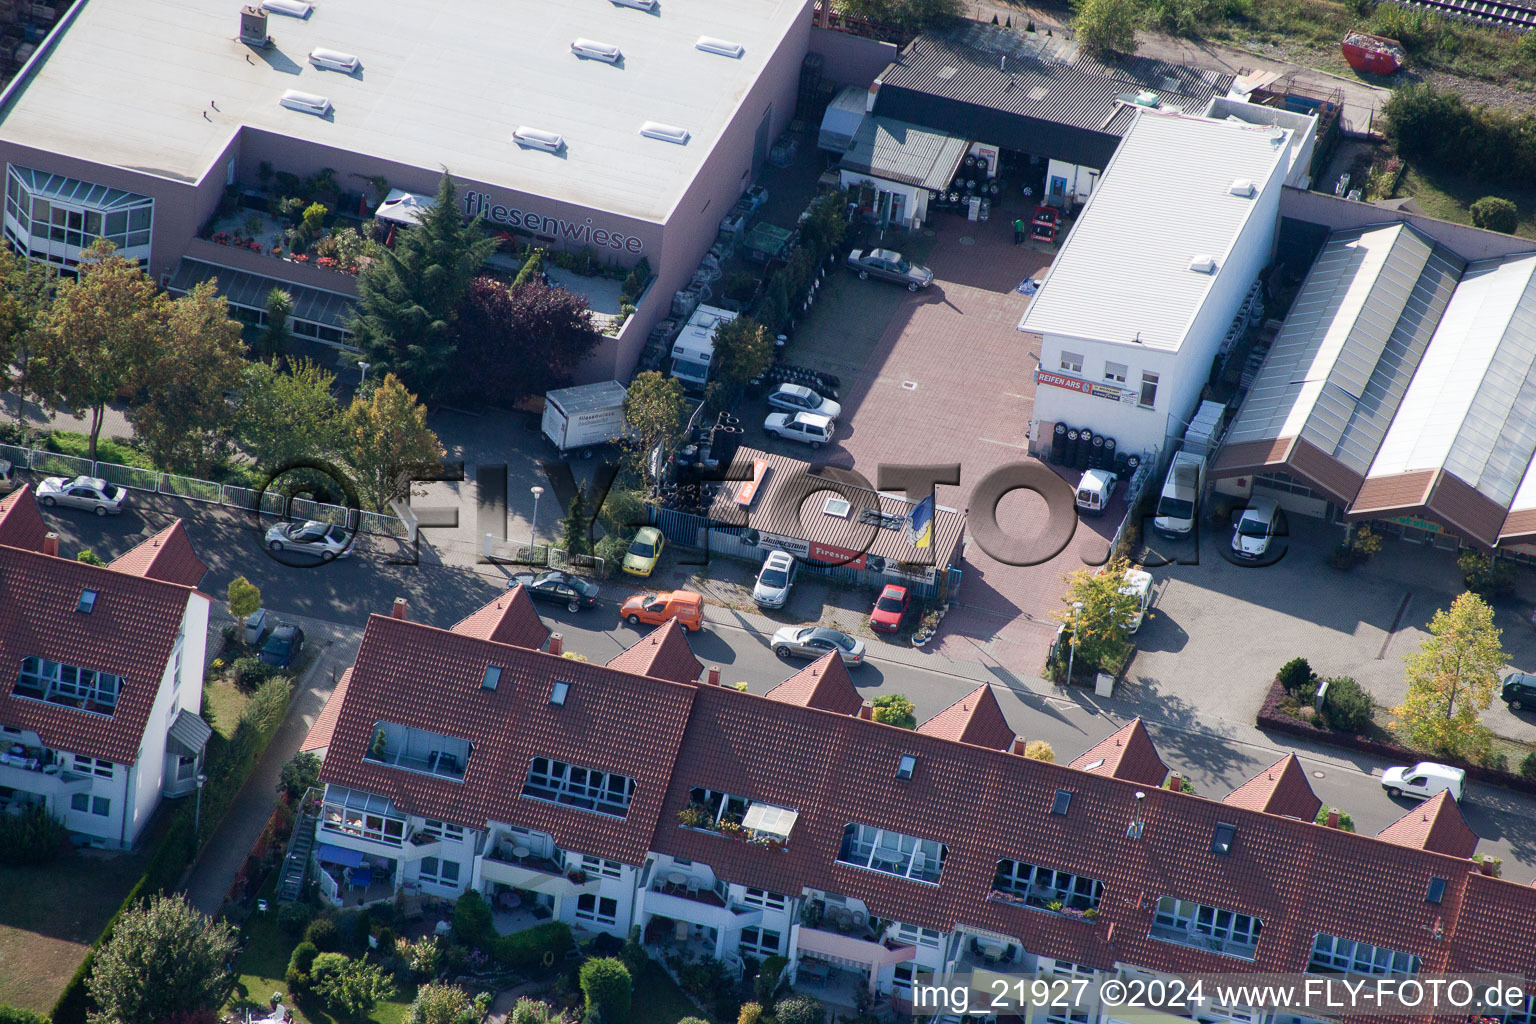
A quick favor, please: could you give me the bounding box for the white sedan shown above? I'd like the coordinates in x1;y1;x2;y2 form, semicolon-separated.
37;476;127;516
766;383;841;421
265;519;353;561
764;411;835;449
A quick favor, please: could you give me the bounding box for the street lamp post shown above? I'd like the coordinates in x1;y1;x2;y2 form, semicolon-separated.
358;362;371;387
193;772;208;834
529;485;544;563
1066;601;1084;684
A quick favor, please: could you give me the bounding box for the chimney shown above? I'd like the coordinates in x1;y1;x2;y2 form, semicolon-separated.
1011;736;1027;756
1480;858;1496;876
858;700;874;720
238;5;269;47
549;633;564;656
865;80;881;114
707;666;721;686
391;597;408;620
42;532;59;557
1167;772;1182;791
1326;808;1340;829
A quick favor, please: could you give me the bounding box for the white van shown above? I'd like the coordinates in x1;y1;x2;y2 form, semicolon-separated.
1154;452;1206;538
1380;762;1465;802
670;305;736;391
1075;468;1118;517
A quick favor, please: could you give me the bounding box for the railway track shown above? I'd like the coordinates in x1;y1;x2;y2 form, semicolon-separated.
1392;0;1536;32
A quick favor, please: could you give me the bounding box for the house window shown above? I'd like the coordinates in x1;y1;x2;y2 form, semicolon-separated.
1308;934;1419;977
892;963;933;997
1139;371;1159;408
421;819;466;843
419;857;461;887
170;637;184;696
92;796;110;816
740;887;787;911
71;793;89;812
576;894;618;924
321;787;407;847
16;657;123;714
580;855;624;879
176;756;198;782
72;755;114;778
836;823;946;883
892;922;942;948
524;757;635;818
1104;362;1127;383
1059;351;1084;374
738;927;782;957
992;859;1103;910
1153;897;1262;959
365;721;471;781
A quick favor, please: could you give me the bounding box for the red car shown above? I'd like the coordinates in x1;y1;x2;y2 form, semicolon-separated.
869;584;912;633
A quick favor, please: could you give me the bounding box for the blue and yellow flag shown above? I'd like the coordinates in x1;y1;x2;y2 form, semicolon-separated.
907;494;934;549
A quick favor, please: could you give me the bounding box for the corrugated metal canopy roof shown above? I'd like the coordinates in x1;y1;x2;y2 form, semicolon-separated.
840;116;970;191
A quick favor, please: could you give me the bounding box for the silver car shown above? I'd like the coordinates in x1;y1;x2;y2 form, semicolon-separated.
36;475;127;516
771;625;866;666
846;248;934;291
265;519;353;561
753;549;798;609
766;383;841;420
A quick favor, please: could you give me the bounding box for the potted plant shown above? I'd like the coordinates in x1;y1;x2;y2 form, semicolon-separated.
911;606;944;648
567;868;589;885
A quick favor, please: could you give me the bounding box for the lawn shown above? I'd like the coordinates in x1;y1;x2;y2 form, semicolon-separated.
629;958;704;1024
204;676;251;742
1397;165;1536;240
0;847;150;1012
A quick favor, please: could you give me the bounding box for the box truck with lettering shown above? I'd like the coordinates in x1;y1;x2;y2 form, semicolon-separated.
542;380;629;454
670;305;737;392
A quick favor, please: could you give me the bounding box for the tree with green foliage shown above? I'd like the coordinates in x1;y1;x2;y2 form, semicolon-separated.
579;958;632;1022
774;995;826;1024
226;578;262;625
261;287;294;359
837;0;962;32
513;248;546;287
1072;0;1140;54
1471;195;1519;234
1142;0;1244;34
75;548;106;567
706;315;774;412
310;953;396;1018
351;172;498;400
338;372;446;512
0;240;54;416
0;803;67;865
622;371;686;484
560;483;592;556
86;894;239;1024
1056;556;1142;678
872;693;917;729
1314;806;1357;832
452;890;495;949
234;358;343;476
797;192;849;262
1024;740;1055;762
278;750;322;800
31;238;162;461
1394;592;1506;759
1321;675;1375;733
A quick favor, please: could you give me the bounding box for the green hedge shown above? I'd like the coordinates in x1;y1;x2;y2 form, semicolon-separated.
493;921;573;976
0;1006;50;1024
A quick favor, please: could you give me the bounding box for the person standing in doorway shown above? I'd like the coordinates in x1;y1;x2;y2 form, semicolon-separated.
1012;216;1025;245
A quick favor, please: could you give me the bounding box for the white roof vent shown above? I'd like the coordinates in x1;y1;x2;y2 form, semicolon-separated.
261;0;311;16
513;126;566;153
1188;255;1216;274
640;121;690;145
309;48;361;73
1228;178;1256;198
279;90;332;117
571;38;622;63
696;36;745;58
610;0;657;8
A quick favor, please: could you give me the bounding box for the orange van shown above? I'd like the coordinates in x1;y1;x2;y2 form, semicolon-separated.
620;590;704;631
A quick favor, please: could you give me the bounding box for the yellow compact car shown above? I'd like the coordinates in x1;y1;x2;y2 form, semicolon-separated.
622;526;665;577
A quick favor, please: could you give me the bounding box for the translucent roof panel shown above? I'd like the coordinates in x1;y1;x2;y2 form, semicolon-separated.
12;166;151;210
168;259;354;330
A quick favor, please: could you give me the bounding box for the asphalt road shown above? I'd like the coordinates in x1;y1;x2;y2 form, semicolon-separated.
37;489;1536;880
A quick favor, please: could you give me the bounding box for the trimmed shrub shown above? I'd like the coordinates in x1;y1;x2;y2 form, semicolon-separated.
0;1007;50;1024
277;901;314;937
754;954;789;1007
579;957;632;1022
1471;196;1519;234
285;939;319;994
452;890;494;949
1521;752;1536;781
775;994;827;1024
1277;657;1313;694
304;916;341;952
738;1004;764;1024
1321;675;1374;733
229;656;278;692
0;804;68;865
493;920;572;975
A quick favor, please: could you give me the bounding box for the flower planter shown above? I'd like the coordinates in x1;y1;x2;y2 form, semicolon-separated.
911;627;936;648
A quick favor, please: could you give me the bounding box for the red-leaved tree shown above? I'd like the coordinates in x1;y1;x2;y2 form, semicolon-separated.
451;276;600;404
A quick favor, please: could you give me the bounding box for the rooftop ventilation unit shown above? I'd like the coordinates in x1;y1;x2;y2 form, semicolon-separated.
550;680;571;706
309;48;361;73
280;90;332;116
1051;789;1072;815
1228;178;1256;198
482;665;502;691
513;126;566;153
238;5;270;46
696;36;745;58
823;496;851;519
640;121;690;145
571;38;622;63
896;754;916;780
610;0;657;8
261;0;311;17
1188;255;1216;274
77;589;97;614
1211;822;1236;855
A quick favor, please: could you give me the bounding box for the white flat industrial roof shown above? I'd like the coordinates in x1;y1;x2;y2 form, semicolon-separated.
1367;252;1536;508
1017;109;1290;352
0;0;806;222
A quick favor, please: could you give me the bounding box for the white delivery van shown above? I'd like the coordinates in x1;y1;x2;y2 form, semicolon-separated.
670;305;737;392
1075;468;1118;516
542;380;629;453
1380;762;1465;802
1153;451;1206;538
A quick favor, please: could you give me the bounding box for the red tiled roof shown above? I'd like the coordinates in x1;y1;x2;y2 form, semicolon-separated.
0;485;47;551
0;523;200;763
605;619;703;684
765;653;862;715
1376;791;1478;859
318;613;696;864
916;685;1014;751
1067;718;1167;786
301;668;352;754
451;586;550;650
1222;754;1322;821
108;521;209;588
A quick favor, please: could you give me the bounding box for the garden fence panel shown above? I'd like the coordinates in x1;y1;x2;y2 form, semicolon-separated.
30;450;93;478
221;484;261;511
290;498;350;526
160;473;222;504
358;509;408;538
0;443;29;469
95;462;159;493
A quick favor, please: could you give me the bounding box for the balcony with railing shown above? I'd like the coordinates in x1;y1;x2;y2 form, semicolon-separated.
13;658;122;718
480;831;596;896
364;722;470;782
988;859;1103;923
0;741;94;804
643;866;764;933
1150;898;1262;961
677;787;796;852
796;895;916;973
836;823;945;884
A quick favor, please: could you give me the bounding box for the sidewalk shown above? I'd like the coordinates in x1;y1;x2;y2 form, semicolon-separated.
182;609;364;917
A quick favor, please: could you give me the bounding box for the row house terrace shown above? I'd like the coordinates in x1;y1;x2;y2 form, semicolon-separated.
0;490;211;849
305;591;1534;1024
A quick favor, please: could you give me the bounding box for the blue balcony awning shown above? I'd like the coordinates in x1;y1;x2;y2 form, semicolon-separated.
316;843;365;868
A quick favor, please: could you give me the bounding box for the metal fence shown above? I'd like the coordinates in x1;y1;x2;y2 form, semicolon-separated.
5;444;408;537
1107;461;1156;560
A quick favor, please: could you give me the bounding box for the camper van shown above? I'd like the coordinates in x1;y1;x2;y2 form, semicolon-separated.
670;305;737;391
1154;452;1206;538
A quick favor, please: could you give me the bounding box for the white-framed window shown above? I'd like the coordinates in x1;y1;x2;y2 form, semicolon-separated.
1059;351;1084;374
1153;897;1262;958
993;859;1103;909
576;894;618;924
892;922;942;948
739;887;787;911
580;855;624;879
175;756;197;782
321;787;407;847
170;637;184;696
524;757;635;817
837;823;946;884
70;792;89;812
72;755;114;778
1044;1011;1091;1024
892;963;934;998
421;819;466;843
1308;934;1419;977
1104;361;1127;383
738;926;782;957
418;857;461;887
1139;371;1159;408
17;657;122;712
92;796;110;816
